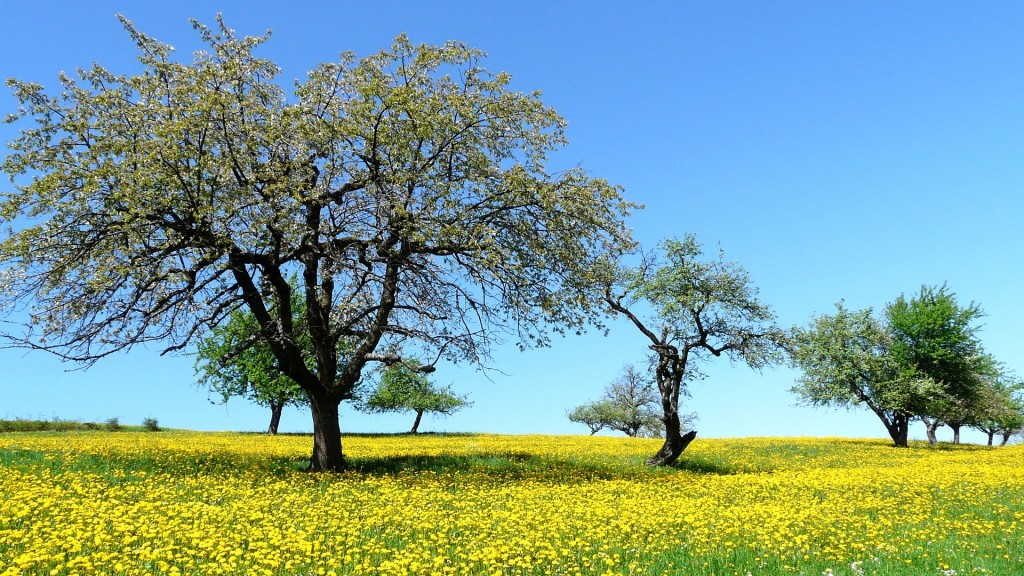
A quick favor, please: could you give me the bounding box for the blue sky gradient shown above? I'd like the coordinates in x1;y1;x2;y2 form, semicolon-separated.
1;2;1021;443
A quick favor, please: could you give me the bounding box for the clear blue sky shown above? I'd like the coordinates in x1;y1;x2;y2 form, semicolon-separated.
2;1;1022;444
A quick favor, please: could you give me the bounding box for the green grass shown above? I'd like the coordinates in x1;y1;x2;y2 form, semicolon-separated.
0;417;161;433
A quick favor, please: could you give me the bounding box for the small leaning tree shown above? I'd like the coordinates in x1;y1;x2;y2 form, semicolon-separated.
603;235;786;466
0;17;635;471
567;400;619;435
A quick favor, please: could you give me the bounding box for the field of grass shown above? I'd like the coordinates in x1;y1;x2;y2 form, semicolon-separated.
0;431;1021;576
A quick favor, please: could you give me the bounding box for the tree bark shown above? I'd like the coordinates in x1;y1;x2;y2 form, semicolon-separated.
307;394;345;472
1000;432;1011;446
885;413;910;448
950;422;961;445
863;401;910;448
896;415;909;447
410;409;424;434
921;417;940;446
267;401;283;435
646;408;697;466
987;431;995;446
644;347;699;466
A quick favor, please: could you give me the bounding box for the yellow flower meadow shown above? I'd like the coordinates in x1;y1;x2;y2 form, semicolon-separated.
0;432;1021;575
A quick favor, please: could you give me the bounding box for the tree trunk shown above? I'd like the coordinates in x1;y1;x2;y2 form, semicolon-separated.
267;401;283;435
646;410;697;466
1000;432;1012;446
987;431;995;446
950;422;961;445
410;409;424;434
896;415;909;447
921;417;940;446
307;394;345;472
885;413;910;448
864;402;910;448
645;353;698;466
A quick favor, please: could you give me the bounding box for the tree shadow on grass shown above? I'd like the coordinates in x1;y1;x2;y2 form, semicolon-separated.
351;451;544;475
257;432;747;478
244;431;480;438
269;450;747;480
355;451;646;482
670;455;745;476
270;451;651;481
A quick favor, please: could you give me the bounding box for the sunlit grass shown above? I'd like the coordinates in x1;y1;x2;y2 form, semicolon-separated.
0;431;1021;575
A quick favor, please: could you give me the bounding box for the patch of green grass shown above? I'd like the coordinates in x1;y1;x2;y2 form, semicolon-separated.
671;453;744;475
0;418;164;433
0;418;95;432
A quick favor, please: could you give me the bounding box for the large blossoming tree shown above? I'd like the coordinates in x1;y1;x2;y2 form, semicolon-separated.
0;16;635;471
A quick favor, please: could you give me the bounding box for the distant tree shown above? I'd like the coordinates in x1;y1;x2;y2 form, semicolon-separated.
568;363;687;438
604;236;785;465
886;284;991;445
790;302;939;448
567;400;617;435
195;308;308;435
792;286;998;447
973;370;1024;446
194;281;355;435
604;363;667;438
362;362;470;433
0;19;635;471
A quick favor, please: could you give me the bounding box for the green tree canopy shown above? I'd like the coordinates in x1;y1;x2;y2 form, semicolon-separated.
193;278;352;434
791;285;998;447
790;302;934;447
885;284;993;443
567;400;618;435
195;308;307;434
362;361;470;433
0;17;635;471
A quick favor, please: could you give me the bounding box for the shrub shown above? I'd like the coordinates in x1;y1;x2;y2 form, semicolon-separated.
142;417;160;432
105;417;122;432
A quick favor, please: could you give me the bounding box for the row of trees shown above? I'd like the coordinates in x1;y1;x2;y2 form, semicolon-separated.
790;285;1023;447
0;17;1018;473
0;15;793;470
573;280;1022;450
